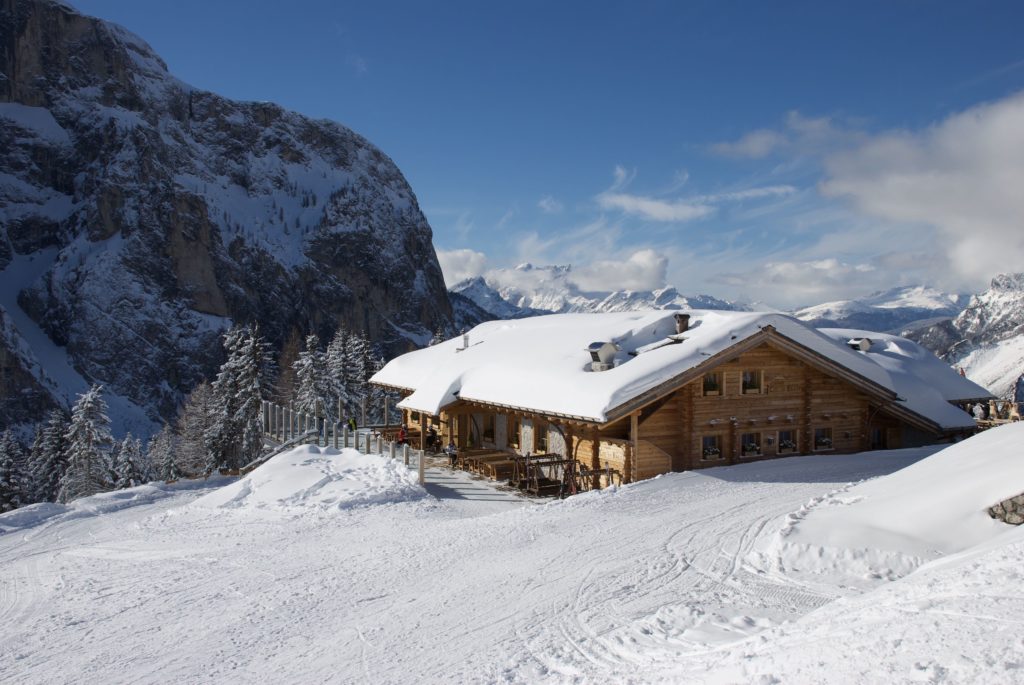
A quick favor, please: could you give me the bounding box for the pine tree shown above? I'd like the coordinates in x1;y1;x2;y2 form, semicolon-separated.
34;410;69;503
0;430;25;512
293;333;328;417
113;434;144;489
428;328;447;346
344;331;370;418
59;384;114;503
24;424;46;504
206;326;246;473
236;326;269;466
206;324;269;472
146;424;179;482
325;325;352;422
175;380;218;477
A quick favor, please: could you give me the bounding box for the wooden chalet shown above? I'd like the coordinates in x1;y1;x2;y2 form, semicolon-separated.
371;310;991;486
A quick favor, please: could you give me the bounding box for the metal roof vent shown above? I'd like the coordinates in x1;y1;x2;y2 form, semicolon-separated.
847;337;872;352
587;341;619;372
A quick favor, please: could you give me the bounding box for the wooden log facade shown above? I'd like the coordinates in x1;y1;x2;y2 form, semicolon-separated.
391;340;958;487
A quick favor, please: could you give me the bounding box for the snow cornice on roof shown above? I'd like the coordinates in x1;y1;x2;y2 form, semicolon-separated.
372;310;983;432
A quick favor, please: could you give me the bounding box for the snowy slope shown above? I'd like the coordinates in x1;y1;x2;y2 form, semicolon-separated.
905;273;1024;401
794;284;966;332
2;430;1023;683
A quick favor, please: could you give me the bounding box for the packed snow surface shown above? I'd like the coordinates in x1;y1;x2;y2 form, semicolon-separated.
193;445;427;513
2;428;1023;683
375;309;981;429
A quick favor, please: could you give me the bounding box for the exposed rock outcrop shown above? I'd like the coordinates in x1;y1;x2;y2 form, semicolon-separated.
0;0;451;434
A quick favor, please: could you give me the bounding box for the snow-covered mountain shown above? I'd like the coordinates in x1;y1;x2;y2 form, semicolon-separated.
793;285;967;332
904;274;1024;401
0;0;451;435
451;263;744;323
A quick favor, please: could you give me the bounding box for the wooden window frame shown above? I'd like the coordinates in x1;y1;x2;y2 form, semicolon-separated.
741;370;763;395
702;372;721;397
777;429;798;454
701;434;723;461
740;431;762;458
813;426;834;451
534;420;548;453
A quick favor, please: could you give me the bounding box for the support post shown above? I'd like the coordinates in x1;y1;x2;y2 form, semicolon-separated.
361;396;367;428
418;445;425;485
332;421;338;449
342;425;349;449
377;433;383;455
403;443;409;466
390;441;396;460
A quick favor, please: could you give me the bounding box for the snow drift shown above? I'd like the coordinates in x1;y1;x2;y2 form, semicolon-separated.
752;422;1024;589
193;445;427;514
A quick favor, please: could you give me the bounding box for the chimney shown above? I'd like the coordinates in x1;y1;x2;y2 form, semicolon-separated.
674;313;691;335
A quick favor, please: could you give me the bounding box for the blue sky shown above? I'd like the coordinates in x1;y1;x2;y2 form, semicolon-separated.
74;1;1024;307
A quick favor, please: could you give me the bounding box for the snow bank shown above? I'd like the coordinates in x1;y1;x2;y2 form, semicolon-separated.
192;445;427;514
753;423;1024;587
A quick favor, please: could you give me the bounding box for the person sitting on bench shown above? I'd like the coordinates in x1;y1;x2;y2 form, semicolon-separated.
444;439;458;467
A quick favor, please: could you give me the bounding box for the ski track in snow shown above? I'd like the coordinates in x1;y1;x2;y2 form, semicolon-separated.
0;447;1012;684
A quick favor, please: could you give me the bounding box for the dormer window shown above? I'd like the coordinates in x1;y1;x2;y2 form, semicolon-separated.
702;372;721;396
741;370;763;395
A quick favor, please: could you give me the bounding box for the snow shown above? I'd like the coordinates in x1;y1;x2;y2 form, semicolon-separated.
958;334;1024;399
0;250;156;436
0;103;72;145
1;428;1022;683
819;327;988;429
193;445;427;513
374;309;981;429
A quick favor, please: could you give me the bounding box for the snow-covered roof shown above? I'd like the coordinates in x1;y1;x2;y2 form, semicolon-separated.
818;328;991;430
373;310;988;430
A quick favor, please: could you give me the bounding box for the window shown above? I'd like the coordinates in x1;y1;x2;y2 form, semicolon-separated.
701;435;722;460
482;415;495;443
410;411;421;423
740;432;761;457
534;420;548;453
778;429;798;454
741;370;763;394
813;427;833;451
702;372;721;396
509;417;521;449
870;428;887;450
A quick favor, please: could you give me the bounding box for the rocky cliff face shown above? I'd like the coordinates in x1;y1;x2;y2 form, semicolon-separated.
0;0;451;435
903;274;1024;401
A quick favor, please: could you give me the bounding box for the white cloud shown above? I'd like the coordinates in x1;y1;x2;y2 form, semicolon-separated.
610;165;636;190
537;195;563;214
710;129;788;159
572;249;668;292
699;185;797;203
597;192;715;222
436;248;488;287
820;91;1024;286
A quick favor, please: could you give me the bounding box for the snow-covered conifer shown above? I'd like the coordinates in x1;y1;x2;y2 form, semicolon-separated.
344;331;371;417
294;333;329;417
148;424;181;482
176;380;218;477
33;410;69;503
325;326;352;421
0;430;25;512
206;324;269;472
59;384;114;503
114;434;144;489
24;424;46;504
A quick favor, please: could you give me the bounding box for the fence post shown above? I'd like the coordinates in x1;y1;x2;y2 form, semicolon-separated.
364;433;371;455
418;447;425;485
332;421;338;449
389;441;396;460
377;433;383;455
403;443;409;466
342;425;349;449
